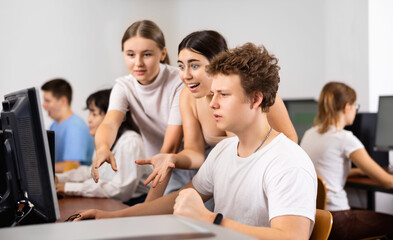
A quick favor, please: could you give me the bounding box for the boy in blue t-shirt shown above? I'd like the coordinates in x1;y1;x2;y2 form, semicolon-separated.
41;78;93;172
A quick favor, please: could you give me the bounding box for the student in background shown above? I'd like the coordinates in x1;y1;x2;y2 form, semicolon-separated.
73;43;317;240
300;81;393;240
91;20;195;196
41;78;94;173
56;89;151;205
136;31;298;198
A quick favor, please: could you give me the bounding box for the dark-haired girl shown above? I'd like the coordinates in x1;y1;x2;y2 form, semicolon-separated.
56;89;152;205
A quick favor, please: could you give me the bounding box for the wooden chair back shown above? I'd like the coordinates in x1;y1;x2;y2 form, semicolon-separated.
310;209;333;240
317;175;327;210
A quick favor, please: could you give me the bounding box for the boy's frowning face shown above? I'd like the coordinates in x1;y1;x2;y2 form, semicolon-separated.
209;74;257;134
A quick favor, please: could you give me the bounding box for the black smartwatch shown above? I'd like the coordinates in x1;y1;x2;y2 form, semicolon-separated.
213;213;223;225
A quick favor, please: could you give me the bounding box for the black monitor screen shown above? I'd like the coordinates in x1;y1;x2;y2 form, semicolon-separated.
345;113;388;167
284;99;318;142
375;96;393;151
345;113;377;154
0;87;59;226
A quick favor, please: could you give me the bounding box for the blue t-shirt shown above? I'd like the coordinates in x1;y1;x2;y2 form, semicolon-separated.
50;114;94;165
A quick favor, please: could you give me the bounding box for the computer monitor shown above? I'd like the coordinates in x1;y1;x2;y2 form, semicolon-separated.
0;87;59;227
345;113;388;167
283;99;318;142
374;96;393;152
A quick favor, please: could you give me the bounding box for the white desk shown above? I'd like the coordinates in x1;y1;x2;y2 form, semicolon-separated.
0;214;255;240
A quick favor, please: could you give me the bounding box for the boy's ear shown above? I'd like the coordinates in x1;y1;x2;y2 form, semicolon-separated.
250;91;263;109
59;96;69;106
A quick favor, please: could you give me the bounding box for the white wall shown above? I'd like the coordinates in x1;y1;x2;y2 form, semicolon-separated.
324;0;369;111
369;0;393;112
171;0;325;100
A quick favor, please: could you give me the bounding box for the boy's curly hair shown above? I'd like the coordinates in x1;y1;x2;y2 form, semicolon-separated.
206;42;280;112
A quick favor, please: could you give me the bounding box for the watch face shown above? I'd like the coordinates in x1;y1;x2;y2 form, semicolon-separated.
213;213;223;225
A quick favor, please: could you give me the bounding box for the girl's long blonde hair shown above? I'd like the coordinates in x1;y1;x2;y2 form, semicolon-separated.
314;82;356;133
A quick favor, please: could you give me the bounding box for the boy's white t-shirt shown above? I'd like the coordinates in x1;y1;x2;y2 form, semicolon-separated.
193;134;317;228
300;126;364;211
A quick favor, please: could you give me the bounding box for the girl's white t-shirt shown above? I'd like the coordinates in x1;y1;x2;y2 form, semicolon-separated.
301;126;364;211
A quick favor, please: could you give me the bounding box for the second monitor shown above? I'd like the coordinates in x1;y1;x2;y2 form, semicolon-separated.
283;99;318;143
374;96;393;152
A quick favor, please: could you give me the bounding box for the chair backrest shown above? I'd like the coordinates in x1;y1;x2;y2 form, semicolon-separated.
310;209;333;240
317;175;327;210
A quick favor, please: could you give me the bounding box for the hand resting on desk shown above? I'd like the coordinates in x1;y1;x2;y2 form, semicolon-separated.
65;213;96;222
71;209;114;221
